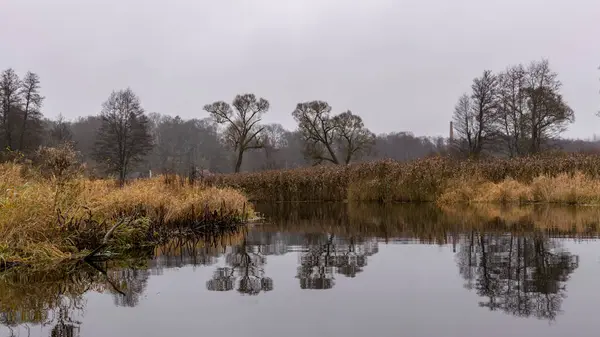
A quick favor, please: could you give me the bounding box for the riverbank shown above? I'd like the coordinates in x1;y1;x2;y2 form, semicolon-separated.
207;154;600;205
0;162;253;266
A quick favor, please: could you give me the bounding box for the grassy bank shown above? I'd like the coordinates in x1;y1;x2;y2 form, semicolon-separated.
0;162;253;266
208;153;600;204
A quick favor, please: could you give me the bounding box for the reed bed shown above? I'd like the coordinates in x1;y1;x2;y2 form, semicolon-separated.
207;153;600;204
0;162;253;265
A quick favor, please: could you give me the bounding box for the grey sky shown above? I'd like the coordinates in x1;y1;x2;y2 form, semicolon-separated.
1;0;598;138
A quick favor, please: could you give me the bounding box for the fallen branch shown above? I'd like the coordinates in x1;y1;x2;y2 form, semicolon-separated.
84;218;127;260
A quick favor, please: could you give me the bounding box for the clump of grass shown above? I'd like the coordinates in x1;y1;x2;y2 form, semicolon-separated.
208;153;600;204
0;149;254;265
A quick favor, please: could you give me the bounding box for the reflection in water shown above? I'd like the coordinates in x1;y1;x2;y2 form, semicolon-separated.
1;203;597;336
0;261;98;337
297;234;379;289
456;232;579;320
49;307;81;337
206;237;274;295
108;269;150;307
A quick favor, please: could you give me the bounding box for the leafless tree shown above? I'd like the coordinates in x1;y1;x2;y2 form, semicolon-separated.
50;114;73;146
261;123;288;169
332;111;375;164
471;70;499;156
93;88;153;185
496;64;529;157
18;71;44;151
0;68;21;150
523;59;574;153
293;101;375;165
451;93;475;156
292;100;340;164
203;93;269;173
453;70;504;157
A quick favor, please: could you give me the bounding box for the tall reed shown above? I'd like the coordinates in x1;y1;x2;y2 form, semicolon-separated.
207;153;600;204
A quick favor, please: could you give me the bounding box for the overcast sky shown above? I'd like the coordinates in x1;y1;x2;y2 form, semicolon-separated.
1;0;598;138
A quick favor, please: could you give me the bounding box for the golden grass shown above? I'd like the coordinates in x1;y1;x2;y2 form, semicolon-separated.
206;153;600;204
439;172;600;205
0;162;253;264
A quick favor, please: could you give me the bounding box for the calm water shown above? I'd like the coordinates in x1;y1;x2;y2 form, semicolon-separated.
2;203;600;337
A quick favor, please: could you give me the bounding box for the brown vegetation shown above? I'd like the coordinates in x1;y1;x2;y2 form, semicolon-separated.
0;150;253;265
207;153;600;204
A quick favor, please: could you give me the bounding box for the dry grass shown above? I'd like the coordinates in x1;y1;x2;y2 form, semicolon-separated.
206;153;600;204
0;162;253;265
439;172;600;205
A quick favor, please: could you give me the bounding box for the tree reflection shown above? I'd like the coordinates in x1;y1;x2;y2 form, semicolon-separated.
456;231;579;320
50;306;81;337
206;237;273;295
297;234;379;289
0;261;96;337
107;268;150;307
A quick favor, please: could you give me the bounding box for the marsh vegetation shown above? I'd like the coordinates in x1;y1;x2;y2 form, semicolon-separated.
0;146;252;266
208;153;600;205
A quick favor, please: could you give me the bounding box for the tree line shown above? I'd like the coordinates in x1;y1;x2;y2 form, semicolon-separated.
1;59;596;183
451;59;576;157
0;68;446;182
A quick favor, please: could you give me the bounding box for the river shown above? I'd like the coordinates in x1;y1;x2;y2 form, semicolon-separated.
1;203;599;337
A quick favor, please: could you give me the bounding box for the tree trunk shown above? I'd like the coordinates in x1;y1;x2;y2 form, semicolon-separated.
234;149;244;173
119;168;126;187
3;112;12;150
19;102;30;152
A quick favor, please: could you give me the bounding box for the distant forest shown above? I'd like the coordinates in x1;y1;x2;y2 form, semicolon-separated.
1;59;598;179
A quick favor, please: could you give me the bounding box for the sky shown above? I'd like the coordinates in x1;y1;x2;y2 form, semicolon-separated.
0;0;598;138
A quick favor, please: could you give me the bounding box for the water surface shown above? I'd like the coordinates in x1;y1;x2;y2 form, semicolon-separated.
2;203;600;337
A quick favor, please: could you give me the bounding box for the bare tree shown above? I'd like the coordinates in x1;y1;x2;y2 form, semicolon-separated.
496;64;529;157
50;114;73;146
471;70;499;156
452;70;499;158
203;93;269;173
293;102;375;165
261;123;288;169
18;71;44;151
451;93;475;156
456;60;573;157
524;60;574;153
332;111;375;164
93;88;153;185
0;68;21;150
292;100;340;165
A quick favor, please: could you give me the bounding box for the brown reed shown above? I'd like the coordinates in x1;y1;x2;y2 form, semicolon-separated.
206;153;600;204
